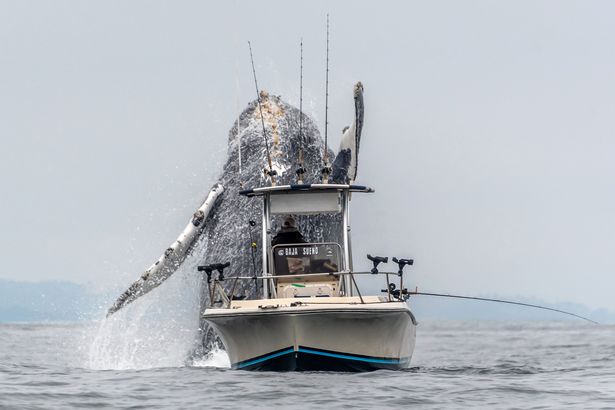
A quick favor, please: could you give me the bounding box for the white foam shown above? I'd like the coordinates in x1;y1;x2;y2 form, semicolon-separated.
191;348;231;369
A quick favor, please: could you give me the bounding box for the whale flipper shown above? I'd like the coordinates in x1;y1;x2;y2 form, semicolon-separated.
331;82;364;184
106;183;224;317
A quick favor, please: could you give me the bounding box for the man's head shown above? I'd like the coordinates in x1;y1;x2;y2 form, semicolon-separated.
282;216;297;229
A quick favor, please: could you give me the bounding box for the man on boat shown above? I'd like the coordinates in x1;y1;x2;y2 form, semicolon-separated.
272;216;306;246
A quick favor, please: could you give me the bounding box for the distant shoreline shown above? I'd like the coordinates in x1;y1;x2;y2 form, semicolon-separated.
1;279;612;323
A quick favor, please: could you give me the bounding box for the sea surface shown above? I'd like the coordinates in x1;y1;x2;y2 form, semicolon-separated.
1;321;614;409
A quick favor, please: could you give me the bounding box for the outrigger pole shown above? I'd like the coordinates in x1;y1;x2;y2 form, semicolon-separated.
408;291;599;324
321;14;332;183
248;41;276;186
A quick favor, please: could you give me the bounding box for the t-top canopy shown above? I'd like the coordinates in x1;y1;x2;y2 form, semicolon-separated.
239;184;374;215
239;183;374;197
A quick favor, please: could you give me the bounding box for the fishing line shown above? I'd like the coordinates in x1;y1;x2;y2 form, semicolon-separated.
244;220;259;294
247;41;276;185
230;22;244;187
234;63;243;185
408;291;598;324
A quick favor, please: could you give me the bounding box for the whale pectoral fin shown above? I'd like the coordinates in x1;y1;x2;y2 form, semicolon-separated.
331;82;364;184
106;183;225;317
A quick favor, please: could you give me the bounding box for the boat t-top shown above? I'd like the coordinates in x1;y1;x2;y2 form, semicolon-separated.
201;183;417;371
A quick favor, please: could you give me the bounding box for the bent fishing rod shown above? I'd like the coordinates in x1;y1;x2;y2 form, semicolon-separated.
364;256;598;324
406;291;598;324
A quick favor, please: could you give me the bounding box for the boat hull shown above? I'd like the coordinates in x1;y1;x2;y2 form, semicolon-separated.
204;298;416;372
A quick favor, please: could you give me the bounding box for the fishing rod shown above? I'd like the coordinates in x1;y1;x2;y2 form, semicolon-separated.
365;256;596;323
247;41;276;186
296;38;306;184
407;291;599;324
321;14;332;183
235;67;243;187
245;220;259;294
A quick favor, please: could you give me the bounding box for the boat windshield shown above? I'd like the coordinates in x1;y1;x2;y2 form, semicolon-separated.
272;243;341;276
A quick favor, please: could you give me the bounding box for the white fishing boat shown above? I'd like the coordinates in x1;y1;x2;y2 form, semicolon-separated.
105;21;596;373
202;183;417;371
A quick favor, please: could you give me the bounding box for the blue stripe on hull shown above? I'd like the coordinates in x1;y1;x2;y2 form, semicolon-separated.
234;348;295;369
233;346;409;371
297;347;405;364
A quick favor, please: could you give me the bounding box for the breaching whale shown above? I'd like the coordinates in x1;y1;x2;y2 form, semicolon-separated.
107;82;365;347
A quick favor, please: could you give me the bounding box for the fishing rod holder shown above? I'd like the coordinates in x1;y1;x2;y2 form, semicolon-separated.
367;254;388;274
212;262;230;281
321;165;331;183
199;262;232;308
198;262;230;281
392;257;413;277
295;165;306;184
197;265;214;283
263;168;278;185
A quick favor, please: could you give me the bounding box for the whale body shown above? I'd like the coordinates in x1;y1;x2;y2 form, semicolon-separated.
107;83;365;349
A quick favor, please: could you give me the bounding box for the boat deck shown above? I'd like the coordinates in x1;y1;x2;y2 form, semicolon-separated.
204;295;410;316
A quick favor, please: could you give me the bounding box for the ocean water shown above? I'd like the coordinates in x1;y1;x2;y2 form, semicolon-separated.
1;321;614;409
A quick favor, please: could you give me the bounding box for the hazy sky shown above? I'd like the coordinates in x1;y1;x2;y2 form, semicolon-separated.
1;1;614;310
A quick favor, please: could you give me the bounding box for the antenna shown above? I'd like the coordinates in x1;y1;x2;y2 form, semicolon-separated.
322;14;332;183
248;41;276;186
296;38;306;184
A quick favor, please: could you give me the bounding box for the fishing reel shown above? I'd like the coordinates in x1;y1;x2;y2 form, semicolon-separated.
369;254;414;301
367;254;388;274
263;168;278;178
381;283;410;301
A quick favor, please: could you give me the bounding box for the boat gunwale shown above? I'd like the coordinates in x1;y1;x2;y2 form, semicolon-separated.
203;304;417;325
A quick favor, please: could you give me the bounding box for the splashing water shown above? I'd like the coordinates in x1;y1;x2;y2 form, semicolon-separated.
191;348;231;369
88;265;203;370
91;92;361;370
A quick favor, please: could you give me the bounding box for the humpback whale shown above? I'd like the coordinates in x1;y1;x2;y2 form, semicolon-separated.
107;82;365;349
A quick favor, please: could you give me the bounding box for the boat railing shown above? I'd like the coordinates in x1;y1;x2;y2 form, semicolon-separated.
204;270;412;308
